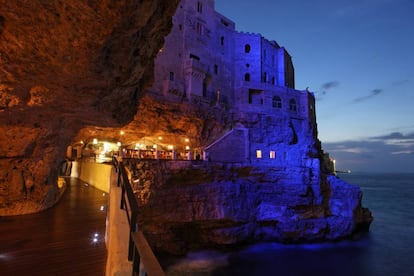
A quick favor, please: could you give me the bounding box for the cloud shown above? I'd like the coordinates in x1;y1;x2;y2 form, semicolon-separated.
353;88;383;103
316;81;340;100
321;81;340;90
391;150;414;155
322;131;414;172
372;132;414;140
392;79;409;87
371;131;414;147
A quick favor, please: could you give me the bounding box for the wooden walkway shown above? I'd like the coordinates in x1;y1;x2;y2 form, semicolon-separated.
0;178;108;275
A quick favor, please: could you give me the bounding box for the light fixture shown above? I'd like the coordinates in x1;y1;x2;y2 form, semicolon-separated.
120;130;125;135
185;146;190;150
93;138;98;145
92;233;99;243
168;145;174;150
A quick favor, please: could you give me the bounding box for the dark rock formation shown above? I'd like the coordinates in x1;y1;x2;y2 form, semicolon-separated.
123;160;373;255
0;0;179;215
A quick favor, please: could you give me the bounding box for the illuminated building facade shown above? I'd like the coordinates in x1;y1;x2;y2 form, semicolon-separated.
149;0;319;168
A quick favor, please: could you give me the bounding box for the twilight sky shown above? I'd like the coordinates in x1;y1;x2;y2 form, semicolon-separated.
216;0;414;173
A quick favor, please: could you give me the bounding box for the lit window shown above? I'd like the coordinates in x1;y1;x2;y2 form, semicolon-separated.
245;44;251;53
256;150;262;159
272;96;282;108
270;151;276;159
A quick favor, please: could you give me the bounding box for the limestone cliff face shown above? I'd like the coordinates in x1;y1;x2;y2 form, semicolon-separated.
124;159;373;255
0;0;179;215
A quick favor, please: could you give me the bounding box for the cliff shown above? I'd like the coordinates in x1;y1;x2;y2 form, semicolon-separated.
124;159;372;255
0;0;179;215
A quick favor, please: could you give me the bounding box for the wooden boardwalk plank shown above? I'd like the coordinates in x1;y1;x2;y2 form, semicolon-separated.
0;178;108;276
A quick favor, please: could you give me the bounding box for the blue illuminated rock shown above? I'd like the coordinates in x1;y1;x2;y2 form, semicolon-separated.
124;160;372;255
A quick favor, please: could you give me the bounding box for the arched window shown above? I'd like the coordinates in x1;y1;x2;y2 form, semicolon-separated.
245;44;251;53
289;99;297;112
244;73;250;82
272;96;282;108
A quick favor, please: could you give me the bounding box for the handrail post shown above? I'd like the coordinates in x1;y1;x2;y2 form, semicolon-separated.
128;212;138;261
132;245;141;275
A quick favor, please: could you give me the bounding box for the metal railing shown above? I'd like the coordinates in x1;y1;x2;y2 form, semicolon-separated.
113;156;165;276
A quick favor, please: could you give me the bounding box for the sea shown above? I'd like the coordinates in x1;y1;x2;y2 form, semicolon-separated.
163;173;414;276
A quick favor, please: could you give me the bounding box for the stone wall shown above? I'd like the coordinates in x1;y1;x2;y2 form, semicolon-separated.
205;128;248;163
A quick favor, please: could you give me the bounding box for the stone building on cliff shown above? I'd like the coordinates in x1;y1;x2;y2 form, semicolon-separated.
148;0;323;170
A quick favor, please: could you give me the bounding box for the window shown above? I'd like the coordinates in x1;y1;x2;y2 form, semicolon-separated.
202;81;207;97
197;1;203;13
244;73;250;82
270;151;276;159
263;72;267;83
179;24;182;31
221;36;224;46
271;76;275;85
272;55;275;67
221;19;229;27
263;49;267;60
249;89;262;104
189;53;200;60
214;64;218;75
169;72;174;81
245;44;251;53
289;99;297;112
196;22;202;35
272;96;282;108
256;150;262;159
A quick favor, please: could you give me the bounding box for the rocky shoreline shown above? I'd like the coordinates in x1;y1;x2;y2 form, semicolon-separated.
124;160;373;255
